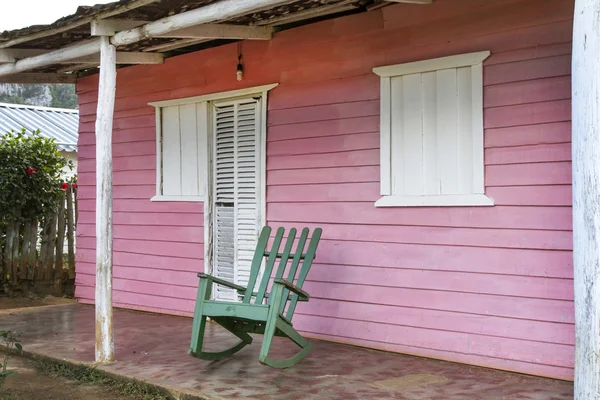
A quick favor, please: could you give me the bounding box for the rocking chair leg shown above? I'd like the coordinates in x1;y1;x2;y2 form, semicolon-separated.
259;284;314;368
189;317;253;361
188;279;211;355
190;338;249;361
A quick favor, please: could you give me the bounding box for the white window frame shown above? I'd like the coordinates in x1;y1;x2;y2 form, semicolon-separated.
149;83;278;203
373;51;494;207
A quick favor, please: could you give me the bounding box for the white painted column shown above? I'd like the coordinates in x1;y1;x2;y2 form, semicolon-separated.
95;35;116;363
572;0;600;397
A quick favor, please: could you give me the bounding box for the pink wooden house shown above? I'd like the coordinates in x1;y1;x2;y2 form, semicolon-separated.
3;0;599;390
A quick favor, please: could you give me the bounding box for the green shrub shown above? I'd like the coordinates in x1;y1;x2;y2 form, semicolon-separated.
0;128;72;223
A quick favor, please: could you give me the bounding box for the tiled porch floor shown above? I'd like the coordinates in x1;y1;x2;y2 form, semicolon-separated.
0;304;573;400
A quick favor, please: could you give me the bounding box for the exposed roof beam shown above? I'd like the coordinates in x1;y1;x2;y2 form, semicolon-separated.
0;49;162;65
386;0;433;3
67;51;164;64
90;19;149;36
255;0;358;26
0;0;296;77
0;73;76;84
56;63;98;74
142;38;212;53
0;48;50;63
0;0;160;49
0;39;101;77
155;24;273;40
111;0;296;46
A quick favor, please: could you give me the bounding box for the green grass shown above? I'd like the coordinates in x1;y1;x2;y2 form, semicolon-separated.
34;359;172;400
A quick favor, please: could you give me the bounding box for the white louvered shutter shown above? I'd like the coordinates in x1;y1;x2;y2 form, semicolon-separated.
212;98;261;301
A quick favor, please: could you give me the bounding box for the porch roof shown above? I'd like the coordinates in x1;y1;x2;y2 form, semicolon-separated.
0;0;382;82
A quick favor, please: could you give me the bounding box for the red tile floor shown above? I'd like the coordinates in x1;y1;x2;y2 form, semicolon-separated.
0;304;573;400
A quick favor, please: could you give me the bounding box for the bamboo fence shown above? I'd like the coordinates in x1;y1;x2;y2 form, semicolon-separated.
0;186;77;295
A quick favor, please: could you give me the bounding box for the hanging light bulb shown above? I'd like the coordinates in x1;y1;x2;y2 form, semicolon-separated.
236;43;244;81
237;60;244;81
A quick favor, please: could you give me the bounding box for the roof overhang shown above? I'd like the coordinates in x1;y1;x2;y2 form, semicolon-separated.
0;0;433;83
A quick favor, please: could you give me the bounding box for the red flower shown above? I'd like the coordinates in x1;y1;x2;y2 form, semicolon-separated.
26;167;36;175
72;183;77;189
61;183;69;190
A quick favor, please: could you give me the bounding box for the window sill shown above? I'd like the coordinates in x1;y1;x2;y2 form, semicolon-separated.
151;195;204;202
375;194;494;207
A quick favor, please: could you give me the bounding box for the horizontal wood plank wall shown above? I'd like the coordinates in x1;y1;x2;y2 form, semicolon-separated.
75;0;575;380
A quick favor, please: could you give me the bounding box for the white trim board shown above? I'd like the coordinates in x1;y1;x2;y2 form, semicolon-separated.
375;194;494;207
149;84;279;108
373;51;490;77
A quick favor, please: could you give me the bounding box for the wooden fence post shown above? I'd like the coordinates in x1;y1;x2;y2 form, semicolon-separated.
66;186;76;279
38;217;51;281
11;212;21;285
44;212;57;281
26;220;37;280
55;191;67;295
20;221;31;281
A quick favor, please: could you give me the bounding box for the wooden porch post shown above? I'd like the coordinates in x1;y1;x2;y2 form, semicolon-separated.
572;0;600;397
95;35;116;363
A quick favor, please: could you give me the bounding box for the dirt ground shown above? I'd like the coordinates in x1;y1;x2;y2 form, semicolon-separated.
0;295;75;310
1;357;137;400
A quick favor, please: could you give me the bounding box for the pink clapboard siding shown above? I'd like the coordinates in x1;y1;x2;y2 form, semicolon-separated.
74;0;575;380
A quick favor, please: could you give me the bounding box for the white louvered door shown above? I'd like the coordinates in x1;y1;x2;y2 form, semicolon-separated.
211;97;262;301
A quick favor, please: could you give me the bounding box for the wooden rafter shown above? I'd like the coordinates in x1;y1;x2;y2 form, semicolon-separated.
68;52;164;65
90;19;149;36
255;0;358;26
56;63;98;74
155;24;273;40
0;49;50;63
142;38;212;53
111;0;295;46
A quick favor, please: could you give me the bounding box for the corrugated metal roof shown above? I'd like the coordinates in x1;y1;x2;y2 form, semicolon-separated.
0;103;78;152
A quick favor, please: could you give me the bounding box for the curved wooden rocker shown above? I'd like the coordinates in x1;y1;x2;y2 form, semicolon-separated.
188;226;322;368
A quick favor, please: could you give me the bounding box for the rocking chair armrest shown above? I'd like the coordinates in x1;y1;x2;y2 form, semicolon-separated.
273;278;309;301
197;273;248;292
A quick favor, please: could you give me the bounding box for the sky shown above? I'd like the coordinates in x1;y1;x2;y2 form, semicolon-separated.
0;0;114;32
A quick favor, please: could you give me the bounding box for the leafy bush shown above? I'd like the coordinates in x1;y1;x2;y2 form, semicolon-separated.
0;128;72;222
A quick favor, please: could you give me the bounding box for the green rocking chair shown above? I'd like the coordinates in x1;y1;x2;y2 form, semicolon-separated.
188;225;322;368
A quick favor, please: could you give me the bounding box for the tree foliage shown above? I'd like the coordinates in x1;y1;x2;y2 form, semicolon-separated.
0;84;78;109
0;129;72;222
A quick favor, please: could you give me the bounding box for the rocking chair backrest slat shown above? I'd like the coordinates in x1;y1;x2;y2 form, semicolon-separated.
285;227;322;320
242;226;272;303
274;228;297;280
279;228;309;315
254;227;285;304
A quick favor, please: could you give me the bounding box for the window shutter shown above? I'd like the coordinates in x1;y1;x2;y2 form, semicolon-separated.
373;51;492;207
158;104;207;199
212;98;261;301
161;105;182;196
390;65;481;196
